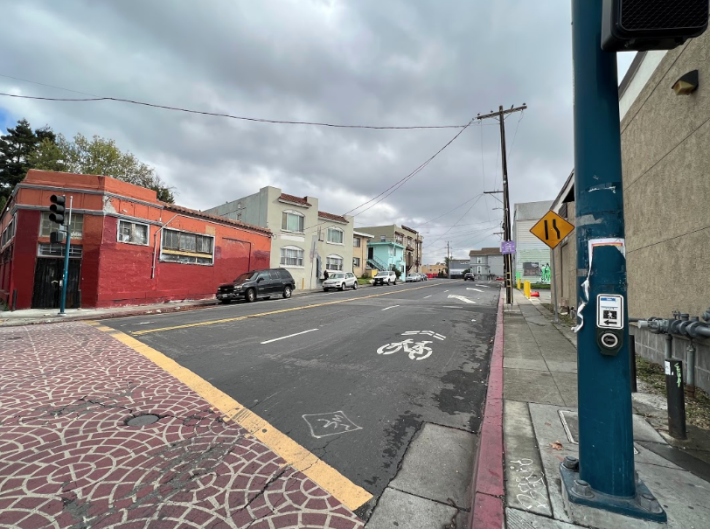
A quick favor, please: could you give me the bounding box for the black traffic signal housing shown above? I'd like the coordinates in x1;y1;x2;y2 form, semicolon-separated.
602;0;709;52
49;195;66;225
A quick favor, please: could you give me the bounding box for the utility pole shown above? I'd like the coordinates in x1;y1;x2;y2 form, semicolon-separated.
478;104;526;305
446;241;451;279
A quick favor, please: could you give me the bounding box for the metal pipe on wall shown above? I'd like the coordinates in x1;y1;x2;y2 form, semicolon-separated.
151;215;179;279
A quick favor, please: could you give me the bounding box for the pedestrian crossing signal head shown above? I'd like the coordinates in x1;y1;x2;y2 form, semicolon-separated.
49;194;66;225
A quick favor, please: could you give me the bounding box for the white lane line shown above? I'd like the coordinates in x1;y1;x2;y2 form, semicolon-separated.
467;288;485;293
382;305;400;311
448;294;476;304
261;329;318;344
444;290;449;292
478;284;490;288
423;295;432;299
443;306;462;309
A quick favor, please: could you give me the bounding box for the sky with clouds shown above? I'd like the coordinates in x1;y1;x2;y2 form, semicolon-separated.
0;0;634;262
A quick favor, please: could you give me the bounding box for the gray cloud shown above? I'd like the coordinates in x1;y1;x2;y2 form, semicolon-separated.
0;0;634;261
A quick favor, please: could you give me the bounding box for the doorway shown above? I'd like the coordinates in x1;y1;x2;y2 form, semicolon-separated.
32;258;81;309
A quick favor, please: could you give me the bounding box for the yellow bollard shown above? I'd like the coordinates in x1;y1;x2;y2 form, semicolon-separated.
524;280;531;299
517;278;522;290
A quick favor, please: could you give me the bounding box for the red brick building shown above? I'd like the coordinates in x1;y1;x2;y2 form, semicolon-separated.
0;170;272;310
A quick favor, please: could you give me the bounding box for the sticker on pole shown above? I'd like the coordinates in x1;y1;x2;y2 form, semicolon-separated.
597;294;623;329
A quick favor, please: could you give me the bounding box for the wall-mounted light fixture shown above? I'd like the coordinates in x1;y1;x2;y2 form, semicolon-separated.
672;70;699;95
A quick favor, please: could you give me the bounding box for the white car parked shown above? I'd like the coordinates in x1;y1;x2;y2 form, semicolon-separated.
323;272;358;291
373;271;397;286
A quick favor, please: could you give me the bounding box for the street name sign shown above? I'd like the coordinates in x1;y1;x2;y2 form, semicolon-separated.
529;210;574;249
501;241;515;254
597;294;623;329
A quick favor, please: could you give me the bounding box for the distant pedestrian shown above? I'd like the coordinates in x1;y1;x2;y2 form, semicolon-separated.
323;270;329;281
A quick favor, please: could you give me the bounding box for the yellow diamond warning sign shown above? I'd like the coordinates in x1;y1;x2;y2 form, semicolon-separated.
529;210;574;249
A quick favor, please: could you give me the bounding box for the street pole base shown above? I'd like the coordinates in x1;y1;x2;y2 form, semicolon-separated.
560;463;667;523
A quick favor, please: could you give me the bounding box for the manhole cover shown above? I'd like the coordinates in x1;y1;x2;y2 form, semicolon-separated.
126;414;160;427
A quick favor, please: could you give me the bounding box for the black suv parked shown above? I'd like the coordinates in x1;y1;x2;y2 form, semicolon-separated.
216;269;296;303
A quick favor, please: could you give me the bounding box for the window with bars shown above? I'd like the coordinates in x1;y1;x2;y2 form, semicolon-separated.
353;257;361;267
327;227;343;244
40;212;83;239
118;220;149;245
161;228;214;265
282;211;305;233
326;255;343;271
38;243;83;258
280;246;304;267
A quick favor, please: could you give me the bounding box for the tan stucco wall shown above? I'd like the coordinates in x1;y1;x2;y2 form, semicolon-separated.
551;202;577;311
352;234;371;276
620;35;710;319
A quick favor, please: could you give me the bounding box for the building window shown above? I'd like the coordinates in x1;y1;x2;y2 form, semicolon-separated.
477;266;482;274
118;220;149;245
161;228;214;265
1;214;16;248
280;246;304;267
327;227;343;244
477;257;482;263
380;235;386;241
395;233;403;244
40;212;83;239
282;211;304;233
353;237;361;248
326;255;343;271
38;243;83;258
353;257;361;267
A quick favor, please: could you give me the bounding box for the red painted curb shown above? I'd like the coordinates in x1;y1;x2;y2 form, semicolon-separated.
469;288;505;528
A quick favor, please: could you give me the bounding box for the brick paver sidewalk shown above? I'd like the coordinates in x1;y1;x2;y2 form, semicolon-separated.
0;323;364;529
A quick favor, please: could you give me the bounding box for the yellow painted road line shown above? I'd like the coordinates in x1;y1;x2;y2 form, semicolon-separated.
131;283;440;336
89;323;373;512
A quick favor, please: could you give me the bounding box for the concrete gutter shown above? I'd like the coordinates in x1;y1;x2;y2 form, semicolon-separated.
468;288;505;528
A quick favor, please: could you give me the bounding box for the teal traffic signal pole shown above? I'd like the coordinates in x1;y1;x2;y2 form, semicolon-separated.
59;196;73;315
560;0;665;522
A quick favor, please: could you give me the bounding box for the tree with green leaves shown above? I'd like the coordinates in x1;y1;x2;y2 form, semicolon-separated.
30;133;175;203
0;119;56;201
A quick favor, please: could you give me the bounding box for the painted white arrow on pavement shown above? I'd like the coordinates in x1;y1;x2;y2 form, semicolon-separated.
447;294;476;304
467;288;484;293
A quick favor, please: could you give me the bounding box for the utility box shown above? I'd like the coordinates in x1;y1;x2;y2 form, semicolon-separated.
602;0;709;52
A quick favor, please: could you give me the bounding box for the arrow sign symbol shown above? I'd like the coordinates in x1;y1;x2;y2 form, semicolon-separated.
604;320;613;325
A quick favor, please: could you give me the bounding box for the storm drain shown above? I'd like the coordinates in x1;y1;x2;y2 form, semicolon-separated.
125;414;160;427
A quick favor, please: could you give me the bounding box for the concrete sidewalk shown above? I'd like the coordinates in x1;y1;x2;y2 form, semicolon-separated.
0;321;364;528
0;288;323;328
475;289;710;528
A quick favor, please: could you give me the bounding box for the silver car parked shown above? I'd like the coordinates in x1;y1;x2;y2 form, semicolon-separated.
323;272;358;291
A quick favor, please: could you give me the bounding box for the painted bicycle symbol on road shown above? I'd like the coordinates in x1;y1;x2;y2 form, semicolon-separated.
377;338;433;360
376;331;446;361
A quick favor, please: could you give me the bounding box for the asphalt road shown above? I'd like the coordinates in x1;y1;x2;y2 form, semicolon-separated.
103;278;500;516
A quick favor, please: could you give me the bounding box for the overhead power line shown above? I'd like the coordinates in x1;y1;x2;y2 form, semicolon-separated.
298;117;479;237
0;89;467;131
343;118;477;217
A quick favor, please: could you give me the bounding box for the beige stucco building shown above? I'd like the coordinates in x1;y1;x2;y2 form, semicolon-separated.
355;224;423;273
206;186;353;291
352;231;374;277
551;38;710;391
